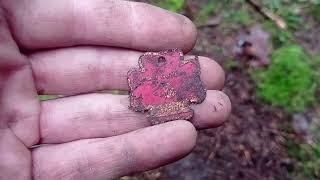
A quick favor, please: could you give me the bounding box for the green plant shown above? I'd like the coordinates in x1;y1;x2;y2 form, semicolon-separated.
308;55;320;87
223;59;240;71
263;21;294;48
151;0;185;12
38;95;58;101
283;122;320;179
287;141;320;179
194;2;217;25
262;0;303;31
263;0;281;11
309;4;320;22
309;55;320;103
253;45;315;112
279;7;303;31
223;7;253;26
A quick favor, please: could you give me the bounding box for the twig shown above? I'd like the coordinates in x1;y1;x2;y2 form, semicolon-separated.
246;0;287;30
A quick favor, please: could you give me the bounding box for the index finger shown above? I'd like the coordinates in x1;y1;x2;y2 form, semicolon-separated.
4;0;197;52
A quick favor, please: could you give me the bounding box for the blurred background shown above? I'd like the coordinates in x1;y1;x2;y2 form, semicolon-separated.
121;0;320;179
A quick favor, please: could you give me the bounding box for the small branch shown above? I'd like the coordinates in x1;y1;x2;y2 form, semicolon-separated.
246;0;287;30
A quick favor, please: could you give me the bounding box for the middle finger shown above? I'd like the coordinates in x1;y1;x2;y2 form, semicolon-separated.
29;47;225;95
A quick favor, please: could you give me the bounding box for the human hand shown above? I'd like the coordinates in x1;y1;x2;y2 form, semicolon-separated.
0;1;231;179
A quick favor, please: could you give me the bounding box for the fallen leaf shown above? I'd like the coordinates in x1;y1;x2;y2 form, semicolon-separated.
234;25;271;67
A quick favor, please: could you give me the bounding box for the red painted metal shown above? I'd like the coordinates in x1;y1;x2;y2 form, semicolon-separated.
128;49;206;125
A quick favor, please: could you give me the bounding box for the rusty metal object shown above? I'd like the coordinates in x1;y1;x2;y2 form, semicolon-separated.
127;49;206;125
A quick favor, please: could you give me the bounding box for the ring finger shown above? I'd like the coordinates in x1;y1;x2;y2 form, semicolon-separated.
39;90;231;144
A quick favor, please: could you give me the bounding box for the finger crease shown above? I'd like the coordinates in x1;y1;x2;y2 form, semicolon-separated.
129;2;137;49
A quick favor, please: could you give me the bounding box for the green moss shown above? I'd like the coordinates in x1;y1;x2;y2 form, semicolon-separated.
308;55;320;90
194;2;217;25
38;95;58;101
263;21;294;48
223;59;240;71
287;141;320;179
309;4;320;22
151;0;185;12
253;45;315;112
263;0;281;11
279;7;303;31
223;7;253;26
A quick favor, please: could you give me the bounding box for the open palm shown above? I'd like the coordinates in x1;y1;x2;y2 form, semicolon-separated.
0;1;231;179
